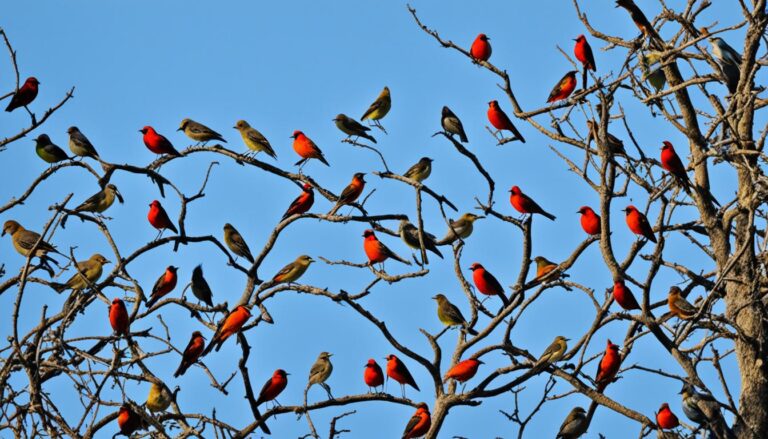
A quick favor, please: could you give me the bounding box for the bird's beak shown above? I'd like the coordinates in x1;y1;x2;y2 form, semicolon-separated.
138;130;143;133
476;215;485;219
564;338;571;342
431;296;437;300
1;230;5;237
176;127;183;132
233;126;237;129
308;258;315;263
115;190;125;204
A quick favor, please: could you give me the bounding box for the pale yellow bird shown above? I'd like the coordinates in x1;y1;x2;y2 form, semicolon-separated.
51;253;110;293
74;184;124;214
307;351;334;399
360;86;391;130
2;220;60;259
272;255;314;284
146;381;173;412
234;120;276;159
178;118;226;144
435;213;484;246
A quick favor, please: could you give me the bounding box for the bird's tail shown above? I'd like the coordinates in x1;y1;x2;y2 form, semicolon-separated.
464;324;479;336
319;155;330;166
581;68;588;89
50;282;67;293
427;245;444;259
391;251;413;266
173;363;187;378
362;133;377;144
542;210;557;221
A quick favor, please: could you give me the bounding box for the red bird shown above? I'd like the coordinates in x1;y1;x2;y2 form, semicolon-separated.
291;130;329;167
402;403;431;439
595;339;621;392
578;206;601;235
624;205;657;243
470;33;492;62
147;200;178;238
140;126;181;156
612;280;640;311
386;354;420;397
443;358;483;383
574;35;596;71
5;77;40;112
487;100;525;143
146;266;178;308
469;263;509;306
109;298;130;337
202;305;252;355
328;173;366;215
656;402;680;430
282;183;315;220
660;141;692;193
364;358;384;392
547;71;578;103
510;186;556;221
174;331;206;377
256;369;289;406
363;229;411;266
117;405;146;436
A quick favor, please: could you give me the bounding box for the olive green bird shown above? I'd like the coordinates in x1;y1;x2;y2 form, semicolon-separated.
146;381;174;412
2;220;62;261
67;126;101;160
74;184;124;214
435;213;484;246
51;253;110;293
223;223;254;263
234;119;276;159
34;134;70;164
557;406;588;439
641;52;666;92
529;335;568;375
432;293;478;335
333;114;376;143
307;351;334;399
360;86;391;131
272;255;314;285
398;219;443;259
403;157;433;183
178;118;226;144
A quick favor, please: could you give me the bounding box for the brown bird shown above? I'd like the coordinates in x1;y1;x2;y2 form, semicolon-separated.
667;286;698;320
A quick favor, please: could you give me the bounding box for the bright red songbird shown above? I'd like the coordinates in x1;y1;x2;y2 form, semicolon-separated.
487;100;525;143
469;263;509;306
109;298;130;336
443;358;483;383
656;402;680;430
578;206;601;235
282;183;315;220
470;33;492;62
386;354;420;397
291;130;329;167
510;186;556;221
595;339;621;392
117;405;146;436
402;403;431;439
146;265;179;308
660;141;692;193
574;35;596;71
174;331;206;377
624;205;657;243
140;126;181;156
612;280;640;311
363;229;411;266
5;77;40;112
547;71;578;103
364;358;384;392
202;305;252;355
256;369;289;406
148;200;178;238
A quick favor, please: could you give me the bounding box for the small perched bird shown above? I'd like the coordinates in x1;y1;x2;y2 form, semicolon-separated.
291;130;329;168
441;106;468;143
510;186;556;221
223;223;254;263
67;126;101;160
487;100;525;143
585;120;627;157
386;354;419;398
443;358;483;384
615;0;656;39
556;407;588;439
679;383;734;438
174;331;206;377
34;134;70;164
435;213;484;246
547;71;578;103
271;255;314;284
2;220;61;260
328;172;366;215
640;53;666;92
282;183;315;220
116;405;146;437
709;37;741;94
612;279;640;311
667;286;697;320
530;336;568;375
403;157;433;183
51;253;111;293
433;293;478;335
364;359;384;393
333;114;376;143
595;339;621;392
469;263;509;306
147;200;178;239
660;141;692;194
256;369;289;406
146;266;179;308
402;403;431;439
190;265;214;307
109;298;130;337
578;206;601;235
624;205;657;243
398;219;443;259
146;382;173;413
202;305;252;355
234;120;276;159
574;35;596;88
308;351;334;399
361;86;391;130
178;118;226;144
363;229;411;266
140;126;180;156
5;77;40;112
470;33;492;62
656;403;680;430
532;256;560;281
74;184;124;214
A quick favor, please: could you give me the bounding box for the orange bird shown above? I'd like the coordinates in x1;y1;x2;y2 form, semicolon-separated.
469;263;509;306
363;229;411;266
656;402;680;430
612;280;640;311
443;358;483;383
624;205;657;243
574;35;596;89
386;354;420;397
616;0;655;39
5;77;40;112
667;286;698;320
109;298;130;337
470;34;492;62
595;339;621;392
116;405;146;436
146;266;178;308
510;186;556;221
291;130;329;167
202;305;252;356
364;358;384;393
328;173;366;215
148;200;178;239
140;126;180;156
174;331;206;377
256;369;289;406
547;71;578;103
660;141;692;193
578;206;601;235
282;183;314;220
402;403;431;439
487;100;525;143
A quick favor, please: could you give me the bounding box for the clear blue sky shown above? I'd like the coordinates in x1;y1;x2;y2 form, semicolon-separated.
0;1;750;437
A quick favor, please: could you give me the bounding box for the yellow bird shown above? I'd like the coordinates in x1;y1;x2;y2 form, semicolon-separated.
403;157;433;183
51;253;110;293
271;255;314;285
2;220;60;259
146;381;173;412
432;293;477;335
435;213;484;246
360;86;391;130
532;256;561;281
529;335;568;375
74;184;124;214
234;120;277;159
178;118;226;144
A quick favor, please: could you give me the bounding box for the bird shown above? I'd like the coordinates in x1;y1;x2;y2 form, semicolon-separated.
403;157;433;183
363;229;411;266
680;383;734;438
656;402;680;430
328;172;366;215
364;359;384;393
67;126;101;160
487;100;525;143
190;265;214;307
585;120;627;157
529;336;568;375
307;351;334;399
660;141;692;194
624;205;657;243
402;403;431;439
510;186;556;221
547;71;578;103
574;35;596;88
386;354;419;398
256;369;289;406
271;255;314;285
432;293;478;336
2;220;61;260
398;219;443;260
146;381;173;413
109;298;130;337
595;339;621;392
469;263;509;306
33;134;70;164
282;183;315;220
612;279;640;311
667;286;698;320
202;305;252;355
435;213;484;246
709;37;742;94
51;253;110;293
140;126;181;156
234;120;276;159
178;118;226;144
146;266;179;308
174;331;206;377
5;77;40;112
470;33;492;62
578;206;601;235
74;184;124;215
443;358;483;384
556;406;588;438
640;53;666;92
333;114;377;143
615;0;656;39
116;405;146;437
147;200;178;239
223;223;254;263
441;106;468;143
361;86;391;130
532;256;560;281
291;130;329;168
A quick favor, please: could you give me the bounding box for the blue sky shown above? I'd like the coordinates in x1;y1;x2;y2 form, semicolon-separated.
0;1;751;437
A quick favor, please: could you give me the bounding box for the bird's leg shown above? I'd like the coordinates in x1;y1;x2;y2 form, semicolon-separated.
460;382;467;393
321;383;334;400
24;105;36;124
373;120;387;134
153;229;163;241
400;384;406;399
